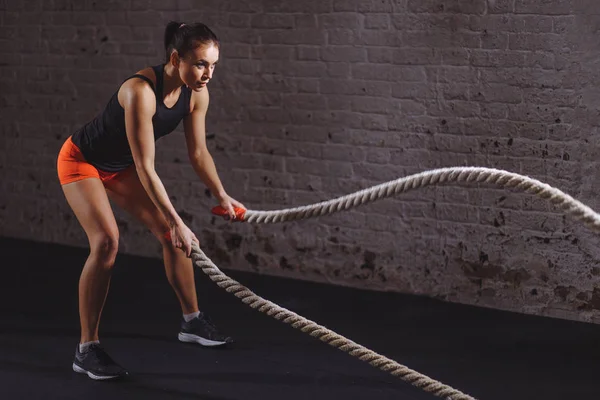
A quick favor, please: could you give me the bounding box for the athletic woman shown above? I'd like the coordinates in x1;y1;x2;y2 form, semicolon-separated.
56;21;244;380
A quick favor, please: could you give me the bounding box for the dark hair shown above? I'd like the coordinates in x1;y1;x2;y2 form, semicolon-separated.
164;21;220;62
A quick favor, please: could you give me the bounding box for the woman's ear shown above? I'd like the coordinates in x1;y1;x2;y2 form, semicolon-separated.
169;50;181;67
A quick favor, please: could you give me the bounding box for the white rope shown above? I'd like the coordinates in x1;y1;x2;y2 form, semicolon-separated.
191;242;475;400
242;167;600;230
194;166;600;400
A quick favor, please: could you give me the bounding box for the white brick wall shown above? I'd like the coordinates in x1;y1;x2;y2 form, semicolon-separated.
2;0;600;323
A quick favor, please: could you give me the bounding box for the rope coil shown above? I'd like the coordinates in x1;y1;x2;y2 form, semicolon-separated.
194;167;600;399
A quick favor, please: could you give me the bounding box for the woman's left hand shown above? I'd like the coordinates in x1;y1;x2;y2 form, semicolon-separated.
218;193;246;220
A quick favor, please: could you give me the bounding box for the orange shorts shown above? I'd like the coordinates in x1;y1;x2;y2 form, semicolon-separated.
57;136;133;185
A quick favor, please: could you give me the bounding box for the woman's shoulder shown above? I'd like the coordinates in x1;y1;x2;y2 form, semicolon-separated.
131;66;158;86
188;86;209;114
120;67;156;94
117;67;157;110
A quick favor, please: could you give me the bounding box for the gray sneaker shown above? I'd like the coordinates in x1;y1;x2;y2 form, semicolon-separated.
178;312;233;347
72;343;129;380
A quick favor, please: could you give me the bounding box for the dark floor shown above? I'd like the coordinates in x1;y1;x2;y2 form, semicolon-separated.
1;237;600;400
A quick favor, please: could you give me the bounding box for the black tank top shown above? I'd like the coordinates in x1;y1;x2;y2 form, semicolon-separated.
71;64;192;172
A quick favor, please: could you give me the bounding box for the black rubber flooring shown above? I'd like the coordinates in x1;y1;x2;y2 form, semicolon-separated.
1;236;600;400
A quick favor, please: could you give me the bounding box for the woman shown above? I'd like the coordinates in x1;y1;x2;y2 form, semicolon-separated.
56;21;244;380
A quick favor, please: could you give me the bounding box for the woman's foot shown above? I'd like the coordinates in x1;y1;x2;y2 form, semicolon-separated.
72;343;129;380
178;312;233;346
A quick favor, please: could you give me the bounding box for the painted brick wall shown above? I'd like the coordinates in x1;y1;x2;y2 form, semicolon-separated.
2;0;600;323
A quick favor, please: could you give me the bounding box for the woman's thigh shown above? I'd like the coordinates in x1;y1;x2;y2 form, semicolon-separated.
62;177;119;247
104;168;170;242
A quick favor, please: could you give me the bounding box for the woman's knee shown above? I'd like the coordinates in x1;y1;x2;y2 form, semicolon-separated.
89;232;119;265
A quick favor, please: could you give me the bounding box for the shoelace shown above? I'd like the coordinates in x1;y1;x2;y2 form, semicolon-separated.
87;344;118;366
196;314;221;336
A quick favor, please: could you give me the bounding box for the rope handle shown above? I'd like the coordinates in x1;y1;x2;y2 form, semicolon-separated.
211;205;247;221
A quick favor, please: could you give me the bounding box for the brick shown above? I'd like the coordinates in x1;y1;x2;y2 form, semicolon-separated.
261;29;326;45
322;144;366;162
512;16;555;33
391;149;433;166
479;102;509;119
251;14;295;29
366;148;391;164
351;96;398;114
522;88;578;107
229;14;251;28
319;13;362;29
364;14;390;30
393;48;439;65
553;16;576;34
439;48;469;65
353;162;410;181
367;47;394;63
392;82;437;99
321;46;367;62
508;33;566;51
292;77;320;93
469;15;511;32
437;66;479;84
358;0;394;13
327;29;358;45
471;84;523;104
252;44;294;60
524;52;554;69
487;0;514;14
292;174;323;192
515;0;572;15
326;95;352;110
436;203;480;224
284;124;329;142
507;103;572;123
404;31;481;49
482;32;509;49
397;13;472;32
408;0;483;14
219;29;261;44
442;83;470;101
249;171;294;189
262;0;333;13
361;114;389;131
480;68;564;89
287;158;353;177
359;30;402;47
333;0;358;11
321;79;391;97
471;50;518;68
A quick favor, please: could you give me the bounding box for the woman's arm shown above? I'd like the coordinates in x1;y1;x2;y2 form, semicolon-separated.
121;80;197;254
183;88;245;218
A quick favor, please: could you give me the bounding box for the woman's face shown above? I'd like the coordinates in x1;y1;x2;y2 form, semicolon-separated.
178;42;219;92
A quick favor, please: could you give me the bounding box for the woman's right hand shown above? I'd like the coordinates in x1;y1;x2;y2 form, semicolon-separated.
170;221;199;257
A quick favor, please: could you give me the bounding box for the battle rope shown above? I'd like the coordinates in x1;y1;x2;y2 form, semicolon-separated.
195;166;600;399
191;242;475;400
240;167;600;228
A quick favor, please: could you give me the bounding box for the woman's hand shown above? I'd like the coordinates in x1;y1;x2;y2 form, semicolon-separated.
218;193;246;221
170;221;199;257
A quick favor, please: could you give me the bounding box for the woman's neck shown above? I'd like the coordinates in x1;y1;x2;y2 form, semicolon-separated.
162;63;184;95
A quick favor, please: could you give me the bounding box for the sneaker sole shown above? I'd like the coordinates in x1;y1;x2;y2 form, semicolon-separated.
72;363;121;380
178;332;228;347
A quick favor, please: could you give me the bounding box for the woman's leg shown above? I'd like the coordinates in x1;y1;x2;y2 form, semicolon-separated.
104;169;199;315
105;168;232;346
62;178;119;344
